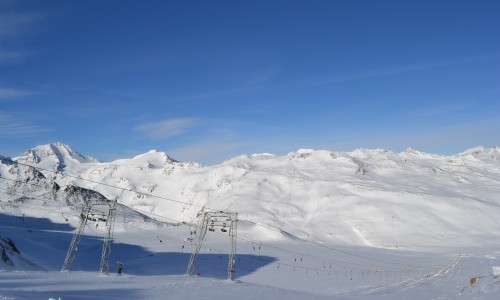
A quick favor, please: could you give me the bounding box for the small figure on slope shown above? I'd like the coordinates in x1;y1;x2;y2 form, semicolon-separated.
117;261;123;275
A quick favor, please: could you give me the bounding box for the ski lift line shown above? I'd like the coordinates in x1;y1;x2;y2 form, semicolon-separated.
0;195;171;231
0;206;436;276
1;177;446;271
1;198;435;273
127;205;436;268
1;215;432;278
122;206;403;270
0;189;113;217
1;203;430;273
2;220;401;279
117;223;377;275
182;217;410;272
0;184;444;273
6;160;206;209
116;224;184;243
121;224;392;273
111;212;397;272
0;184;174;226
0;168;430;267
109;205;429;268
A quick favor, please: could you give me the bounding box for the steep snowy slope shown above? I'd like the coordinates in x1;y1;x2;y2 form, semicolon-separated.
7;143;500;250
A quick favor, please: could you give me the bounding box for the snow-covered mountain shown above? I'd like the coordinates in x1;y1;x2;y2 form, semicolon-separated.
2;143;500;299
2;143;500;250
14;142;99;172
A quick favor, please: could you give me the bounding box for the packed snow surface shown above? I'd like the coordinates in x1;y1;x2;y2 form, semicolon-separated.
1;143;499;299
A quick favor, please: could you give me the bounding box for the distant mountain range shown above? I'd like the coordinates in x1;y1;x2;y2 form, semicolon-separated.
2;143;500;250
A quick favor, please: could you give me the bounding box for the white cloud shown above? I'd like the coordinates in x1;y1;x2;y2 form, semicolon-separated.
135;118;198;140
0;111;51;137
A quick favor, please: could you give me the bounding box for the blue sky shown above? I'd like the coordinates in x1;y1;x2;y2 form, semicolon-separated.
1;0;499;165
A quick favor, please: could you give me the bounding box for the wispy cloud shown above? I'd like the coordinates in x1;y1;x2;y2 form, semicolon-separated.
182;87;251;101
0;3;48;64
413;102;475;117
168;139;249;165
285;54;500;89
0;9;46;40
0;111;51;137
135;118;198;140
177;54;499;102
0;88;35;100
0;49;28;64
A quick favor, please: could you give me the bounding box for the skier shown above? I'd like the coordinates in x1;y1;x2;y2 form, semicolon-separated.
117;261;123;275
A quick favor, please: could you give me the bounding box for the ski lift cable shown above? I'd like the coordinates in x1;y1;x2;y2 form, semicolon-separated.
0;191;439;274
111;214;401;273
1;185;443;275
0;165;432;267
0;169;427;268
116;223;375;274
6;160;205;208
0;191;440;272
120;209;417;272
124;211;452;273
124;205;409;269
0;175;447;270
0;197;443;275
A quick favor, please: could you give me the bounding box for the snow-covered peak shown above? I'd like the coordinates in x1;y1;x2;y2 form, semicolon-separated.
287;148;316;160
113;149;177;168
458;146;500;163
402;147;430;156
400;147;441;160
14;142;99;171
459;146;486;156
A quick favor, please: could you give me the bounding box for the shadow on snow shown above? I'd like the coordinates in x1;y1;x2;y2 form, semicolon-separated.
0;213;276;279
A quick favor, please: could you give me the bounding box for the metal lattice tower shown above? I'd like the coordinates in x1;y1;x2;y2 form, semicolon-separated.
60;205;92;272
61;199;117;274
99;199;117;275
186;210;238;281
